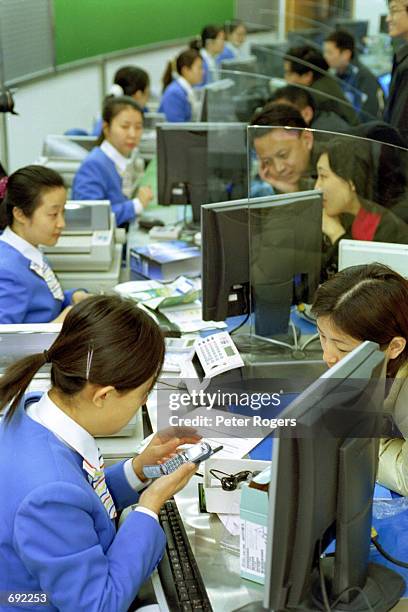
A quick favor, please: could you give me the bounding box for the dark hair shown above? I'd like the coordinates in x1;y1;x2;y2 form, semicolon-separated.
0;165;65;230
325;30;355;59
162;48;201;91
285;45;329;81
250;103;308;146
311;263;408;377
0;294;165;423
190;24;223;50
269;85;317;114
97;95;143;145
113;65;150;96
224;19;245;36
319;137;373;199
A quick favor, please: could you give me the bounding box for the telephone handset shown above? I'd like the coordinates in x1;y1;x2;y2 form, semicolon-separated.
193;332;244;379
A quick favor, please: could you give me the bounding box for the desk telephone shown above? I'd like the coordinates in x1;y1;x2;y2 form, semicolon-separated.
194;332;244;378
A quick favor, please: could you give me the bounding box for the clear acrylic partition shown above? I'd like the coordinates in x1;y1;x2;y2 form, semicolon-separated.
205;68;378;126
244;125;408;361
207;6;394;124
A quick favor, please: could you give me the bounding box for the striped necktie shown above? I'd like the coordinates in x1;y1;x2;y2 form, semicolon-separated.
30;257;64;301
83;451;117;520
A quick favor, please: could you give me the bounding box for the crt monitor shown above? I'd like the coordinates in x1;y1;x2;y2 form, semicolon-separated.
260;341;405;611
334;19;369;45
287;28;326;50
339;239;408;277
201;190;322;337
157;122;248;225
250;43;287;78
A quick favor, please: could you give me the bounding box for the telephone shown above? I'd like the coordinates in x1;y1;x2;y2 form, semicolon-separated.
193;332;244;379
143;441;223;479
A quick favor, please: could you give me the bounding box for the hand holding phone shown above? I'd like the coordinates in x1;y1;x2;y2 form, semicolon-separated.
143;441;223;479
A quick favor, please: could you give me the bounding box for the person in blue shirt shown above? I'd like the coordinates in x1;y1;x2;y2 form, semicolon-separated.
0;166;88;324
72;95;153;227
217;20;248;64
91;65;151;137
0;294;198;611
159;49;204;122
190;25;226;86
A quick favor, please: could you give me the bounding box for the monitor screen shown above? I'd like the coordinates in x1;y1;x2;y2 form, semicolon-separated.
157;122;248;225
334;19;369;44
263;341;405;610
201;190;322;337
250;43;287;78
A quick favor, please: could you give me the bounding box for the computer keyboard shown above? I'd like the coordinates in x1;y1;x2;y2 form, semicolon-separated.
158;499;213;612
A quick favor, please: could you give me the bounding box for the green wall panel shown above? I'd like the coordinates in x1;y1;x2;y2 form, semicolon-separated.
54;0;235;65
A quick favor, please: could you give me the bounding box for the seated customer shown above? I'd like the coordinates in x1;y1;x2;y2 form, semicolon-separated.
0;166;88;324
312;263;408;496
72;96;153;227
284;45;358;126
323;30;380;120
91;65;150;136
315;138;408;277
268;84;351;133
159;49;203;122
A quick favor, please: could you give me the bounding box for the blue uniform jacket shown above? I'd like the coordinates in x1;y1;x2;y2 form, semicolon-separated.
159;80;192;122
0;241;75;324
72;147;136;227
216;46;236;65
0;394;166;612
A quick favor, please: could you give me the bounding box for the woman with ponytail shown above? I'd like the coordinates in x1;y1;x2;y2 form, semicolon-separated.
0;165;88;324
159;49;203;122
91;65;150;136
0;294;199;611
190;24;226;86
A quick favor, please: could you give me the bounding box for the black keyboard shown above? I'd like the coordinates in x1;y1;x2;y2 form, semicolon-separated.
158;499;213;612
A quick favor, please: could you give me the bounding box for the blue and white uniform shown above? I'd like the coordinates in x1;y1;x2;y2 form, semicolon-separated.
159;77;200;122
198;49;219;87
72;140;144;227
0;227;76;324
0;392;165;611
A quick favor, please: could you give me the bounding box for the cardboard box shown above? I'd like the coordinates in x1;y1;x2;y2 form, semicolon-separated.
204;457;269;515
240;479;269;584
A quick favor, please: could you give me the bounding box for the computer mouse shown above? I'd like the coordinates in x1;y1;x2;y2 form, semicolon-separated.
138;216;165;230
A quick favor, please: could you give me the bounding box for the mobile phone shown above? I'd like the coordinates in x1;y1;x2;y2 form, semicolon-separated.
142;441;223;479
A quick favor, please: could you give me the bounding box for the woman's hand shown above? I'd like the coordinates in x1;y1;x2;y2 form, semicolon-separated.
137;185;154;208
138;463;197;515
72;290;91;304
132;428;201;481
322;209;346;244
52;306;72;323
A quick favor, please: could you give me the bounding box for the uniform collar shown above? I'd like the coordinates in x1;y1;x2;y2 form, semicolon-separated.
201;48;216;69
100;139;129;174
0;226;43;267
178;76;194;97
26;392;101;472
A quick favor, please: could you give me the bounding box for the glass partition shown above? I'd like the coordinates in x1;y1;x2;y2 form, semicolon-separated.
242;126;408;357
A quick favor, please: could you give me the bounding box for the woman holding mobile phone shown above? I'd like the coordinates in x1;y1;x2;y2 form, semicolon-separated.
0;294;199;611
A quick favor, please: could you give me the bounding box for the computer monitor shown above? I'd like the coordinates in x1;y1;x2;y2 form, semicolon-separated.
334;18;369;45
201;190;322;337
220;55;258;74
199;79;236;122
262;341;405;611
250;43;287;78
0;324;60;372
287;28;326;50
157;122;248;225
339;239;408;276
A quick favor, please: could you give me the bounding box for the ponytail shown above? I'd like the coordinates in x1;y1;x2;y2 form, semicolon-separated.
0;353;47;423
162;49;200;92
162;59;176;92
189;37;202;52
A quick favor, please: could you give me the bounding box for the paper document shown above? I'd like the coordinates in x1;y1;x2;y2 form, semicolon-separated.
163;302;227;332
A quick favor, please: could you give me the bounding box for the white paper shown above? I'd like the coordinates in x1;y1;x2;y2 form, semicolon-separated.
240;520;267;578
219;512;241;536
164;302;227;332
